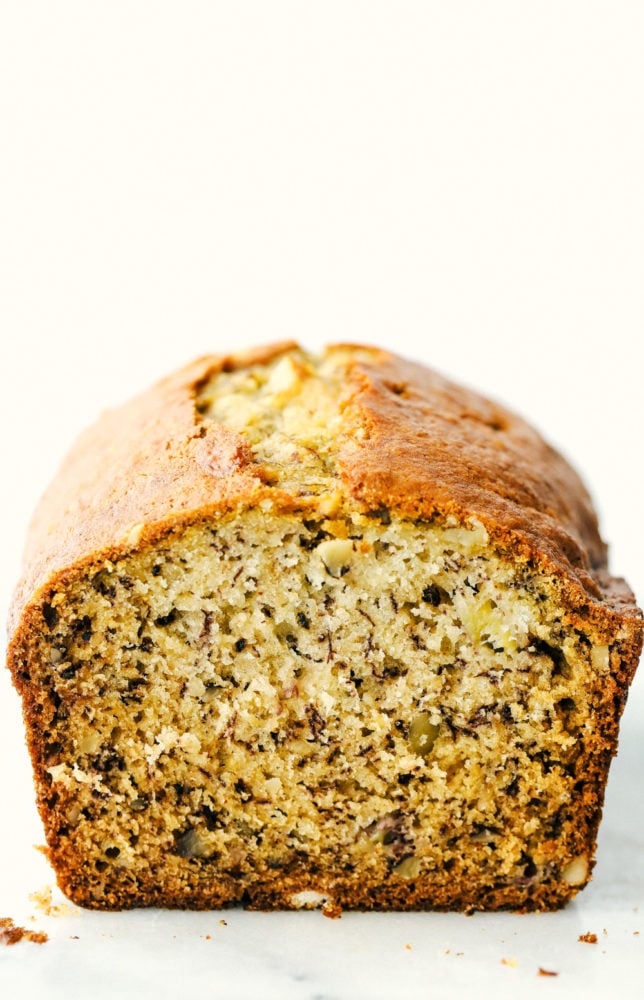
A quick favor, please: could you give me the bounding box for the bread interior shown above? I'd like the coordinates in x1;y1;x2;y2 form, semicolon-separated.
35;508;605;905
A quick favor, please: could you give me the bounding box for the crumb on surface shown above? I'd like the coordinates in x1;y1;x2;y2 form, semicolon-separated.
578;932;597;944
501;957;518;967
29;885;72;918
0;918;48;946
538;968;559;977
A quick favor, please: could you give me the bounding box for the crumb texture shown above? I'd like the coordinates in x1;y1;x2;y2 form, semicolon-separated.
27;510;624;910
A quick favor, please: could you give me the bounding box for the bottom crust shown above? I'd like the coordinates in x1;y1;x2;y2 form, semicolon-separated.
53;856;584;915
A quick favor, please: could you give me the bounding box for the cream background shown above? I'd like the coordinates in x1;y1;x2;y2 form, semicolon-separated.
1;3;642;998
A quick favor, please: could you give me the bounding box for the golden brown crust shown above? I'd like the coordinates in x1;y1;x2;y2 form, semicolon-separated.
6;342;642;914
339;352;606;586
8;341;297;636
9;341;640;638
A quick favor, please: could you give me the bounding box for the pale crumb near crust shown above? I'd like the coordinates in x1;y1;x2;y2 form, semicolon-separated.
124;522;145;547
590;645;610;672
290;890;329;909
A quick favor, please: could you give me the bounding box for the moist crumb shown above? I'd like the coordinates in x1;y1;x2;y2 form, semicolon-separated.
28;504;614;911
0;918;48;946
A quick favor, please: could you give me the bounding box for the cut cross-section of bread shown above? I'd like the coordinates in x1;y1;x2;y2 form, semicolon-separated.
7;343;642;913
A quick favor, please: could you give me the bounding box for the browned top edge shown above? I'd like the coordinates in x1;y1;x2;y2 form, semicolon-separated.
7;340;297;636
7;342;642;660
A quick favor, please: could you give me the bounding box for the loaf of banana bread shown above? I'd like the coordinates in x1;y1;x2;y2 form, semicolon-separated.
7;343;642;912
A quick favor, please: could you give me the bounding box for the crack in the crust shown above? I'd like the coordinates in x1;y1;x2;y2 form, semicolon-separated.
193;349;346;498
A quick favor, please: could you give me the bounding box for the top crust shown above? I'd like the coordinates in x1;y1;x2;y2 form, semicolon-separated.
8;343;642;655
